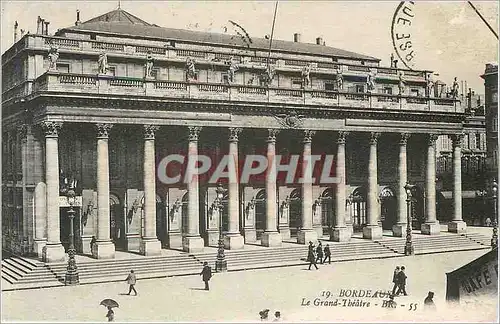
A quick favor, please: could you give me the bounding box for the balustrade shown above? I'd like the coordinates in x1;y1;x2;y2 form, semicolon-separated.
155;81;187;90
176;49;206;58
237;86;267;95
136;46;166;55
311;90;337;99
377;68;397;75
317;62;339;69
407;97;427;104
45;37;80;48
109;78;143;87
275;89;303;97
285;59;309;67
91;42;125;52
198;84;228;92
345;93;368;101
59;74;97;85
347;65;370;72
376;95;399;103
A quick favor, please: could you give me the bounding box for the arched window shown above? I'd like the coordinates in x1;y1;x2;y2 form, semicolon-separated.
320;188;334;235
289;188;302;236
255;189;266;239
349;187;366;231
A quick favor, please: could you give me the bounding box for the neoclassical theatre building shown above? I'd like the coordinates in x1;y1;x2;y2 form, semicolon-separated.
2;9;469;262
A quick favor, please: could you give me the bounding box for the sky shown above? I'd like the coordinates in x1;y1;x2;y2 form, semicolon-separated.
1;0;498;92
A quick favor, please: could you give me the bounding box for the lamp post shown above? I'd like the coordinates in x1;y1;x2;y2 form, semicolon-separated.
404;183;416;256
491;180;497;249
65;188;79;285
214;183;227;272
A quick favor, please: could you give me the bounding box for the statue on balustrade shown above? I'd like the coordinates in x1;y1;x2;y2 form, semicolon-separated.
425;72;434;97
398;73;406;95
451;77;459;99
335;69;344;90
301;64;311;88
185;57;197;81
145;51;154;78
98;52;109;75
47;46;59;71
366;71;376;92
226;57;239;83
390;53;398;68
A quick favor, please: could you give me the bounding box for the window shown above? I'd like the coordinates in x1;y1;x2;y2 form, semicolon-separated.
291;79;302;89
108;66;116;76
56;63;70;73
492;118;498;132
410;89;419;96
476;133;482;150
324;82;335;91
90;34;96;40
382;87;393;95
332;58;338;62
355;84;364;93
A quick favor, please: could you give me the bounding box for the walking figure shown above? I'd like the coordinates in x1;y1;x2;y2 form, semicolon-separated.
396;266;408;296
307;242;318;270
323;244;331;264
200;261;212;290
106;306;114;322
125;270;137;296
315;242;324;264
391;266;400;296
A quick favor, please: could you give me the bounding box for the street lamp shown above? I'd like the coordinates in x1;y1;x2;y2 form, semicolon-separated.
65;188;79;285
404;183;416;256
214;183;228;272
491;180;497;249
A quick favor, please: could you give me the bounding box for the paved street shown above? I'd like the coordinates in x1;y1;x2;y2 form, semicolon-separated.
2;249;497;322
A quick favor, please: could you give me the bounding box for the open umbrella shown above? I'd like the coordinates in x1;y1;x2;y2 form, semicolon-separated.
100;299;119;308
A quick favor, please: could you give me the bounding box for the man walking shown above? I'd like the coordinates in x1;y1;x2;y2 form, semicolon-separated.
396;266;408;296
200;261;212;290
125;270;137;296
315;242;324;264
391;266;400;296
323;244;331;264
307;244;318;270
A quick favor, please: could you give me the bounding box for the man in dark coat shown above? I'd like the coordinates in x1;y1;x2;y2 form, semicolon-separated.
200;261;212;290
424;291;436;310
307;243;318;270
323;244;331;264
315;242;324;264
125;269;137;295
396;266;408;296
391;266;400;295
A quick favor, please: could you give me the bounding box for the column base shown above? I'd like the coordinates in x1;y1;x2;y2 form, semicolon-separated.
42;243;65;263
92;241;116;259
279;227;291;241
421;222;440;235
139;238;162;256
261;231;282;247
362;225;383;240
183;236;204;253
167;232;183;249
81;235;93;255
392;223;407;237
313;225;323;238
33;239;47;258
331;227;351;242
297;229;318;245
126;234;141;251
224;233;244;250
206;229;219;247
448;221;467;234
346;223;354;237
243;228;257;243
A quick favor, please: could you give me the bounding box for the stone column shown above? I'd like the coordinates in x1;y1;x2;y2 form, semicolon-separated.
332;131;350;242
183;126;205;252
298;130;318;244
261;129;282;247
421;134;440;235
363;132;382;240
140;125;162;255
393;133;410;237
449;133;467;233
41;121;66;262
224;127;244;249
93;123;115;259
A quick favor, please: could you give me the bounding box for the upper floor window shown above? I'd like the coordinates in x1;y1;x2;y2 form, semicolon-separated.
324;82;335;91
382;87;393;95
291;79;302;89
108;66;116;76
56;63;70;73
355;84;365;93
475;133;482;150
410;89;419;97
492;118;498;132
90;34;96;40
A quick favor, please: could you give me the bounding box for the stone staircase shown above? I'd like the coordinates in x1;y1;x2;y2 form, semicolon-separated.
375;232;491;255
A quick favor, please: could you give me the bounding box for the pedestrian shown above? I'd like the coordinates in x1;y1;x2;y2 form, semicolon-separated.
90;236;96;254
424;291;436;310
307;244;318;270
273;311;282;322
323;244;331;264
125;270;137;296
105;306;114;322
200;261;212;290
396;266;408;296
391;266;400;296
315;242;324;264
259;309;270;321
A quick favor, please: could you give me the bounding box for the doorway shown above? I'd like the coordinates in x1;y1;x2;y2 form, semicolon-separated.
289;188;302;237
380;187;397;230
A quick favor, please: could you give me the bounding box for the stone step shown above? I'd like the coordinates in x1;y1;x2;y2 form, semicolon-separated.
1;266;23;283
2;258;32;274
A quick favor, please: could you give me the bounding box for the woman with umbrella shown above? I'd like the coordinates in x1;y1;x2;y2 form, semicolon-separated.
100;299;119;322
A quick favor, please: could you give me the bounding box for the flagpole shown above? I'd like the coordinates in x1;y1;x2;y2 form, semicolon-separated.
266;1;279;70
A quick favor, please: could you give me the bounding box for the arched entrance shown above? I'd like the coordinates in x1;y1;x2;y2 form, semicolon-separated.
289;188;302;237
181;193;188;235
380;187;397;230
110;194;125;250
320;188;334;236
411;186;425;229
156;195;166;247
221;192;229;232
349;187;366;232
255;189;266;240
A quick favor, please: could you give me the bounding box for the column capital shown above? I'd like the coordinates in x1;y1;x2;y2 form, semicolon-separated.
40;121;63;138
337;131;349;144
427;134;439;146
450;133;465;147
303;130;316;143
144;125;159;140
188;126;202;141
399;133;411;145
369;132;381;145
267;128;280;143
228;127;242;142
96;123;113;139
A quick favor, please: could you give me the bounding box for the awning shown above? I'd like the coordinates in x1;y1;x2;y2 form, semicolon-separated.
439;191;478;199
